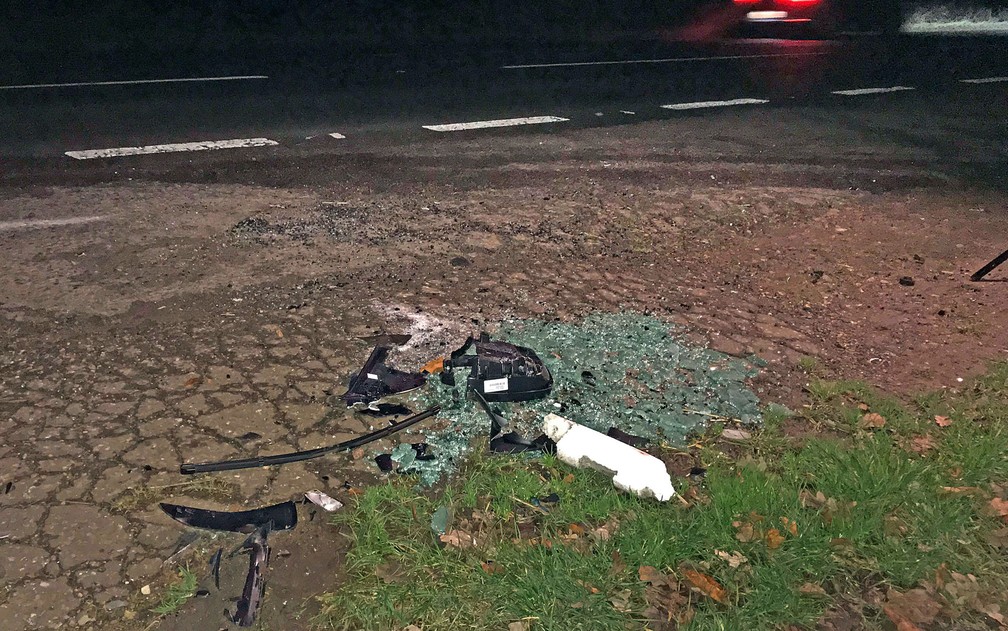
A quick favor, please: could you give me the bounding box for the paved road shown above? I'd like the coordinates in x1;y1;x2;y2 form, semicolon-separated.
1;35;1006;162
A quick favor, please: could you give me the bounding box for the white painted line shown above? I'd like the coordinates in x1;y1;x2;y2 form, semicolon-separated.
65;138;279;160
961;76;1008;84
423;115;569;132
661;98;768;111
0;75;268;91
502;51;827;70
831;86;915;96
329;132;346;139
0;215;107;232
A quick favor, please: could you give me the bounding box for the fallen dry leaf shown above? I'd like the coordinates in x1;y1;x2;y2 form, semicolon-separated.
568;523;585;536
682;568;728;604
610;550;627;576
508;621;530;631
907;435;937;456
375;561;406;584
721;428;751;441
439;530;476;549
781;517;799;536
799;489;828;509
714;550;748;568
734;521;756;543
981;604;1005;626
481;560;504;575
990;497;1008;522
765;528;785;550
860;412;887;429
883;588;942;631
183;375;201;388
590;517;619;542
563;473;575;484
610;588;633;612
638;565;663;584
940;486;983;495
275;327;284;338
799;582;827;596
934;415;953;427
986;527;1008;549
858;403;870;411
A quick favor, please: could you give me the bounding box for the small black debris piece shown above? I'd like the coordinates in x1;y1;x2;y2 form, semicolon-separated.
238;432;262;441
449;256;471;267
357;403;413;418
606;427;648;448
971;248;1008;282
209;548;223;590
810;270;824;284
411;442;436;461
530;493;560;511
341;345;427;407
374;454;395;472
159;501;297;533
899;276;915;287
580;370;597;387
3;481;12;494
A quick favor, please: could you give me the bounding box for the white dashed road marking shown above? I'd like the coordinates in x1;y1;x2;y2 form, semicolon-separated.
502;52;827;70
65;138;279;160
0;216;108;231
1;75;268;91
422;116;569;132
960;76;1008;84
831;86;915;96
329;132;346;139
662;98;769;110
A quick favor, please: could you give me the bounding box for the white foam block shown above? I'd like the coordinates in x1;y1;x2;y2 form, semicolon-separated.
543;414;676;501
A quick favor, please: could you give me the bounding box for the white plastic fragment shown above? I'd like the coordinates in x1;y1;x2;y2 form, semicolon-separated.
304;490;343;512
543;414;676;501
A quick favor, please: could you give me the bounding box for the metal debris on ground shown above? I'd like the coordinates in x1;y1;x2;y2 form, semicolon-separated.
304;490;344;512
403;312;762;485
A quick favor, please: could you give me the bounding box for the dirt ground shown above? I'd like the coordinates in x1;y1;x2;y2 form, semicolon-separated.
1;114;1006;630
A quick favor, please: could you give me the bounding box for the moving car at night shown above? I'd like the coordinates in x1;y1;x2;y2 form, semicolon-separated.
731;0;903;36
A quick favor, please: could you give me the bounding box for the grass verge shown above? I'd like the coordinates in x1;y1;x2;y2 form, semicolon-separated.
316;364;1008;630
151;566;199;616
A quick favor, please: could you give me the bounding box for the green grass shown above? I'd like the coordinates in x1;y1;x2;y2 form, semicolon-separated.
151;566;199;615
316;364;1008;630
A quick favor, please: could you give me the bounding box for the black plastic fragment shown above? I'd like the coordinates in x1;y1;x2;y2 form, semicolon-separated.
606;427;648;448
411;442;435;461
971;248;1008;281
209;548;223;590
357;403;413;417
340;345;427;407
180;406;440;474
232;523;270;627
471;389;556;455
159;500;297;533
441;334;553;402
374;454;395;472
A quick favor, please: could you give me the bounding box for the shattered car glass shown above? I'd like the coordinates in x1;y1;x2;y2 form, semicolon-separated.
402;312;762;485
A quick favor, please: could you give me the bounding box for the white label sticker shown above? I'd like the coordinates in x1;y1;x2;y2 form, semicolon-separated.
366;373;379;380
483;377;509;393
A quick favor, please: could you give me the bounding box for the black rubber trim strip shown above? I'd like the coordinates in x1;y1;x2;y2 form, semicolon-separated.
179;405;441;474
971;248;1008;281
159;500;297;532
